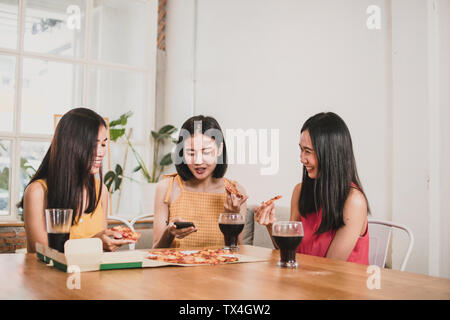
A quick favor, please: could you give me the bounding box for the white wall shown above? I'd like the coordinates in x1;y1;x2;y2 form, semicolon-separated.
163;0;197;127
390;0;429;275
162;0;450;277
437;0;450;279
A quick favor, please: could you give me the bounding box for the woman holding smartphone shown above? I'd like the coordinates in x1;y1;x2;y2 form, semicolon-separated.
21;108;135;253
255;112;370;264
153;115;248;249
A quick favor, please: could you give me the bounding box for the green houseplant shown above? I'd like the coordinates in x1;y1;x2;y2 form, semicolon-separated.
104;111;134;196
130;123;177;215
131;124;178;183
104;111;177;215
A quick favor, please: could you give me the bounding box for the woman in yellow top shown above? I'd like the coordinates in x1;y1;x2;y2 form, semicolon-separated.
153;115;248;249
21;108;134;253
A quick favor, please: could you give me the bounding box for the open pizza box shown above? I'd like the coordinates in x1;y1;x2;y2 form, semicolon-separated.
35;238;269;273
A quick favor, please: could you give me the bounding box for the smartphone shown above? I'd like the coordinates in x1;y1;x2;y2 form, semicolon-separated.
173;221;195;229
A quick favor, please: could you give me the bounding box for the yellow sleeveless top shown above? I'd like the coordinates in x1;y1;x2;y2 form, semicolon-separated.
164;173;241;249
35;179;104;239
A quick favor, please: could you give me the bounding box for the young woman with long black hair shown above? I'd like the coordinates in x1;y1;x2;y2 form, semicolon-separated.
21;108;135;253
255;112;370;264
153;115;248;249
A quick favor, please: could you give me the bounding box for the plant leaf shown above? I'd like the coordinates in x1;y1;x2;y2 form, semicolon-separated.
159;153;173;166
104;171;116;191
158;125;176;135
109;111;133;127
110;128;126;142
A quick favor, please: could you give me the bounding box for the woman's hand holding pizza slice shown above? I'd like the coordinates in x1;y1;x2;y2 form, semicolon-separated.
254;195;282;226
110;226;141;241
224;180;248;213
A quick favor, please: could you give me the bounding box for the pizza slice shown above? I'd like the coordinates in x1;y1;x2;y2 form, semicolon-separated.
224;179;244;198
110;226;141;241
264;195;282;206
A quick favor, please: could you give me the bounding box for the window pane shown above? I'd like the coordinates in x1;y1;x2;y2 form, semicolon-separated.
88;67;147;142
91;0;153;67
21;58;83;135
0;0;18;49
0;54;15;132
24;0;86;58
0;140;11;216
18;140;50;202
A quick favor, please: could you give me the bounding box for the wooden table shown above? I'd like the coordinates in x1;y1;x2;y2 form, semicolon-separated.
1;245;449;300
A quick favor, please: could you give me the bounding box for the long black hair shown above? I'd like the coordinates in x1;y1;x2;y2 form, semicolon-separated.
175;115;228;180
298;112;370;234
20;107;107;224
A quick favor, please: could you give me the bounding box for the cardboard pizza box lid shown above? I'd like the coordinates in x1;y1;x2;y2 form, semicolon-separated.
64;238;103;271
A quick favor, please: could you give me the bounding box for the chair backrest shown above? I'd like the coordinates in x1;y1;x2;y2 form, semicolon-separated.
368;222;392;268
107;215;135;250
129;214;154;250
368;219;414;271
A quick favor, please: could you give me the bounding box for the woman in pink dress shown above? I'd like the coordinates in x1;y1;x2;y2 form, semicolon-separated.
255;112;370;265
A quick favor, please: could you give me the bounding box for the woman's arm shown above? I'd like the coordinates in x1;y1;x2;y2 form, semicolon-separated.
289;183;302;221
101;183;108;230
152;178;173;248
152;178;197;248
325;188;368;261
23;182;48;253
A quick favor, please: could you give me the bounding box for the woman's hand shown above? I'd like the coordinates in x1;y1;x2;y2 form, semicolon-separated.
95;229;136;252
166;217;197;240
224;190;248;213
254;202;277;226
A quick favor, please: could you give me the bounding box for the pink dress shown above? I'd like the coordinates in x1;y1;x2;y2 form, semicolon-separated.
297;207;369;265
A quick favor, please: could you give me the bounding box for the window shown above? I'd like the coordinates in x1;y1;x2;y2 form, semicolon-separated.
0;0;157;220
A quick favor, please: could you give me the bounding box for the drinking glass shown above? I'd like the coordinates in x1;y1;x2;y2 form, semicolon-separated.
218;213;245;251
272;221;304;268
45;209;73;253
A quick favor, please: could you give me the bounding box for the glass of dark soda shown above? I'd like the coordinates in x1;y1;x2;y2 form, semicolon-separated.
45;209;73;253
272;221;304;268
219;213;245;251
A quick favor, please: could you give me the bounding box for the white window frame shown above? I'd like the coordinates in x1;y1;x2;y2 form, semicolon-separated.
0;0;157;221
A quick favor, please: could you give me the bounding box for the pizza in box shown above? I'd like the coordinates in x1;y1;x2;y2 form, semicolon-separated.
146;248;238;265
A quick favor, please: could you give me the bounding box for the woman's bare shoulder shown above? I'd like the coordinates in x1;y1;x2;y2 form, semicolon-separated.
343;188;368;220
346;188;367;208
24;181;46;199
156;176;172;193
